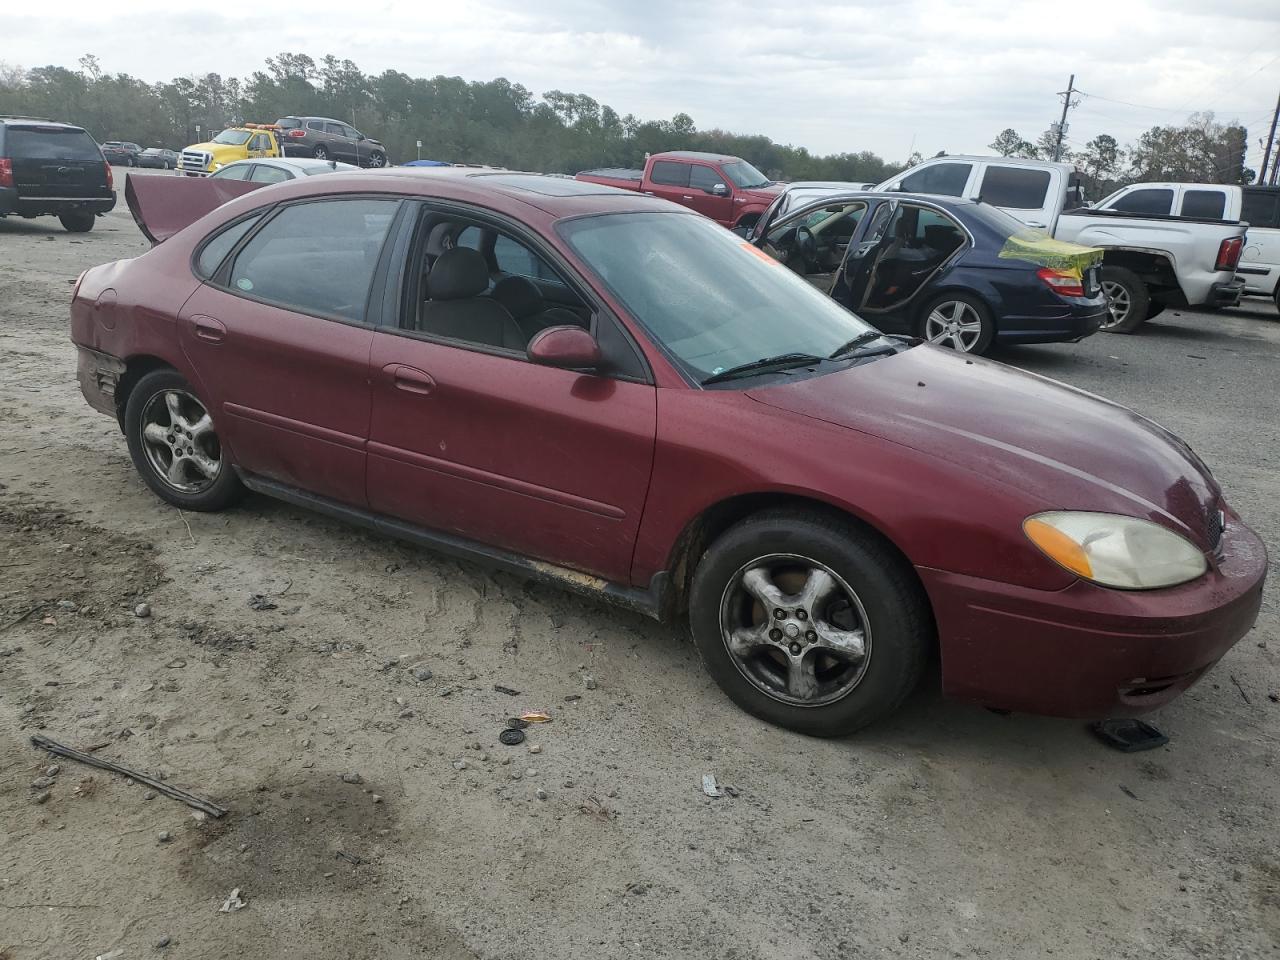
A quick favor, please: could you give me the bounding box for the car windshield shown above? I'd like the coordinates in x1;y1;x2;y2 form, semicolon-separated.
721;160;771;189
560;212;877;381
9;128;102;160
212;130;252;145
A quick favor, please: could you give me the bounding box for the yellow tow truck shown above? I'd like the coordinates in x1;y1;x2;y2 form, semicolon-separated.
176;123;283;177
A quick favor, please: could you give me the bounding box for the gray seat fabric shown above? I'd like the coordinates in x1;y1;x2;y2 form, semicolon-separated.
489;275;584;341
419;248;525;350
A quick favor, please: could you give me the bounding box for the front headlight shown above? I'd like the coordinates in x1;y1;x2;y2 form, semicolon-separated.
1023;511;1207;590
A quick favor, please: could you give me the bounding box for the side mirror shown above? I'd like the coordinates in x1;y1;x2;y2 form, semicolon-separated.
356;132;366;141
711;183;729;196
527;325;601;370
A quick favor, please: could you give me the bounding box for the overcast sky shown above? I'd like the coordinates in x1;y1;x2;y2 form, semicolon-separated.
7;0;1280;166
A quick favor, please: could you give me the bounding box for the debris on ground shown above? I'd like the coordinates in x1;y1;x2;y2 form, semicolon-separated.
506;717;530;730
154;936;172;949
499;728;526;746
519;711;552;724
1119;785;1140;801
583;675;597;690
29;734;227;818
1229;674;1251;704
493;684;520;696
247;594;278;611
94;949;124;960
702;774;723;798
335;850;367;866
134;602;152;618
218;888;247;913
341;772;363;784
412;667;433;681
1090;718;1169;752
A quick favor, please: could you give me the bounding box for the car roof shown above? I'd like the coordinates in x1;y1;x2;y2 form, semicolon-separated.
219;157;358;171
652;150;747;163
281;116;346;124
0;116;82;130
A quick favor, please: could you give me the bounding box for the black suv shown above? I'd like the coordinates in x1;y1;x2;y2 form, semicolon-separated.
275;117;388;167
0;117;115;232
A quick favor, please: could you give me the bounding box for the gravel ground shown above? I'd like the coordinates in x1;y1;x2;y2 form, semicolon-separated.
1;172;1278;959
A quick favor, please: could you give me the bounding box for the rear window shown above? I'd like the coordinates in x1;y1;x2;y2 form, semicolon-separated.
276;118;302;129
1109;188;1174;216
195;214;264;278
978;166;1051;209
1180;190;1226;220
6;127;102;161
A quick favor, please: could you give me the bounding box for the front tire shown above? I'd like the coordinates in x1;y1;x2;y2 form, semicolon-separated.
916;293;995;355
60;213;94;233
313;145;329;160
689;509;931;737
1100;266;1149;333
124;369;243;512
368;151;386;168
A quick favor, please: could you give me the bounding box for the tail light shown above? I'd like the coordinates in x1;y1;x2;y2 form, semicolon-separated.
287;129;307;138
1037;267;1085;298
104;161;113;190
0;158;12;189
1215;236;1243;272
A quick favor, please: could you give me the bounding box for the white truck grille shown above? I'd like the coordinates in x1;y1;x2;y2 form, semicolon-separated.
178;150;212;176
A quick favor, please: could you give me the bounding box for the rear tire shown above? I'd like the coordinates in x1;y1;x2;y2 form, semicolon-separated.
313;145;329;160
59;213;94;233
688;508;931;737
1100;266;1149;333
124;369;244;512
916;293;995;355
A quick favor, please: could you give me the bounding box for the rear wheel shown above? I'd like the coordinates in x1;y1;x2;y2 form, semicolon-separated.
124;369;243;512
1100;266;1149;333
313;145;329;160
689;509;931;737
59;213;94;233
917;293;995;355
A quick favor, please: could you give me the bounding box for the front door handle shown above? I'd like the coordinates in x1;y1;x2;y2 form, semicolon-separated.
383;363;435;395
191;315;226;343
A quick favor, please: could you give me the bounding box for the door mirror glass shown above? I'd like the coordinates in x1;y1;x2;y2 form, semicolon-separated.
712;183;729;196
527;325;601;370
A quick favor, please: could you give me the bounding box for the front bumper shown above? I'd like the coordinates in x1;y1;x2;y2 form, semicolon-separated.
919;512;1267;717
0;187;115;218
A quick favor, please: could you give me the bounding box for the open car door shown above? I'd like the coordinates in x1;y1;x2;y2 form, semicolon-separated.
751;194;874;293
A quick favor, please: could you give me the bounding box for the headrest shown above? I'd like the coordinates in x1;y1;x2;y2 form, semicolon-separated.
426;247;490;301
489;275;543;319
426;222;459;257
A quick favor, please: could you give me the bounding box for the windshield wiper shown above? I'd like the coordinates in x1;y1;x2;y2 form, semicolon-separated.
828;332;894;360
702;352;825;385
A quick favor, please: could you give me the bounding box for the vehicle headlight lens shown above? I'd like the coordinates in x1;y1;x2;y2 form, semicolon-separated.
1023;511;1207;590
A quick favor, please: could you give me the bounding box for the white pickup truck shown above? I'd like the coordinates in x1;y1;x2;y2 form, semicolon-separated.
875;156;1248;332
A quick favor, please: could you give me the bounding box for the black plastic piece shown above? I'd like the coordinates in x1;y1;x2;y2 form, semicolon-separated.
1091;718;1168;752
499;728;526;746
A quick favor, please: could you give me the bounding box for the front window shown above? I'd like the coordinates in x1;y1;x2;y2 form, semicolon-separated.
721;160;770;189
560;212;876;381
212;129;252;145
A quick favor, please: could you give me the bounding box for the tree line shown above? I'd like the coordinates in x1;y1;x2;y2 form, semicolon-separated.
0;53;1257;195
0;53;898;183
987;114;1252;197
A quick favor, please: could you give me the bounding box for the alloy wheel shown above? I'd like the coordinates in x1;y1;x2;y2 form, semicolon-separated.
1101;280;1131;329
924;301;984;352
718;554;872;707
140;390;222;494
369;153;386;168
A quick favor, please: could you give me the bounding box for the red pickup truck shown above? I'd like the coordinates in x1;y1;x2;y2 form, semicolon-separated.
576;150;782;232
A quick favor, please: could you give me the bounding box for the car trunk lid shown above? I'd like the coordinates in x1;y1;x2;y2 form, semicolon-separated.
124;172;265;244
7;125;109;198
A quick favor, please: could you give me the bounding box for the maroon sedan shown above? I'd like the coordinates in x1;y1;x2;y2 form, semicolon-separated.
71;170;1267;736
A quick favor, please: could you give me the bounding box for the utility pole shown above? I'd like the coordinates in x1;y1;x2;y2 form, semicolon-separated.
1261;85;1280;185
1052;74;1076;163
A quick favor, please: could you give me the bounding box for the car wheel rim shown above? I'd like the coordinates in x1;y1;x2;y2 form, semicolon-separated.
924;301;984;352
370;154;384;167
140;389;222;494
718;554;872;708
314;146;327;159
1101;280;1131;328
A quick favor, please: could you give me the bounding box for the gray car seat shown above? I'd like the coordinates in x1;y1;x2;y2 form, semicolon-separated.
419;248;525;350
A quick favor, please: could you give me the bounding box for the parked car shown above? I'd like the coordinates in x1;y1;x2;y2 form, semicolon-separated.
751;188;1106;354
875;156;1247;331
1086;181;1280;311
209;157;359;183
0;116;115;232
275;116;388;168
136;148;178;170
177;124;283;177
100;141;143;166
77;170;1266;736
577;150;783;232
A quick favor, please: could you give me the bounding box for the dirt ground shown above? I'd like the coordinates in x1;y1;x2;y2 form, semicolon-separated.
1;169;1278;960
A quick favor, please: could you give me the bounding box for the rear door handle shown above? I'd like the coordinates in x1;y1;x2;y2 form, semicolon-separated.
682;195;693;200
191;315;226;343
383;363;435;395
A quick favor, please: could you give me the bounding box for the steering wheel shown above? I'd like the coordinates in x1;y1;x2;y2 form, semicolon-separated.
794;225;818;265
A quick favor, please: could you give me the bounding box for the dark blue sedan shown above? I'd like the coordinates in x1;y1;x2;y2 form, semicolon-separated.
750;189;1106;355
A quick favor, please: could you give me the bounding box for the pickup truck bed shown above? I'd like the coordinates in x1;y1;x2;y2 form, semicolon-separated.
576;168;643;190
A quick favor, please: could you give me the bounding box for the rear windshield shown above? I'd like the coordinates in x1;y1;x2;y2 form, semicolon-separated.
275;118;302;129
6;127;102;161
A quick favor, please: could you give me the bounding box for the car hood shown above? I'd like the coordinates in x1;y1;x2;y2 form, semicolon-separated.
746;346;1222;548
739;184;784;203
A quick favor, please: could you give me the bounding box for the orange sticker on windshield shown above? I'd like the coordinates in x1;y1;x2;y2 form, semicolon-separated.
739;242;782;265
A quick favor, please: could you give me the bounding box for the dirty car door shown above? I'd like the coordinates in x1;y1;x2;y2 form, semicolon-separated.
177;197;402;507
830;199;896;312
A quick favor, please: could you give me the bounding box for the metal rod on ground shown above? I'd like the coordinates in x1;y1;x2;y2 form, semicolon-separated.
30;735;227;819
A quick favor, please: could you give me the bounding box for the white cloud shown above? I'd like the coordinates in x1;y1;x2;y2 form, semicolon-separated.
5;0;1279;164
